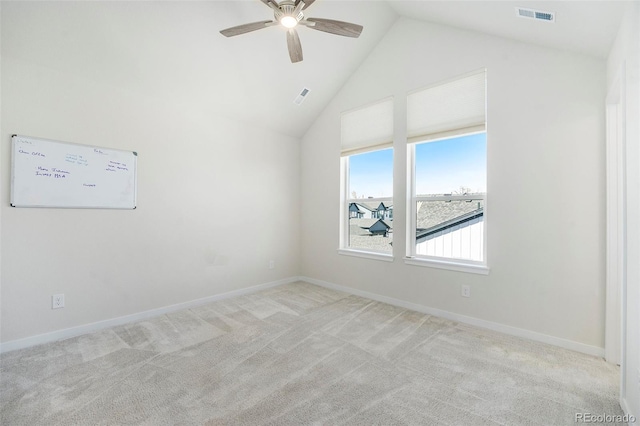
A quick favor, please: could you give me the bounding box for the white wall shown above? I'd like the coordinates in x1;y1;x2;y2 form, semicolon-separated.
607;1;640;418
0;3;300;344
0;0;3;346
301;18;606;351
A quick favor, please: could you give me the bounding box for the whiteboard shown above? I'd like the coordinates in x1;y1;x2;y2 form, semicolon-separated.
11;135;137;209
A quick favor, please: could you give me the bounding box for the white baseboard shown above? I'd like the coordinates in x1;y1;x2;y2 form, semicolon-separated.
0;276;299;354
299;276;605;358
0;275;606;359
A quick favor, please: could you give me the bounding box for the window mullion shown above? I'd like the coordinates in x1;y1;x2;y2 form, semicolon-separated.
414;195;485;201
340;156;349;249
407;144;417;258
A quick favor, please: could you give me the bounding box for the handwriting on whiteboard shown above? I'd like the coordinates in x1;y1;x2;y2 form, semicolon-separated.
19;149;46;157
65;154;88;166
34;166;70;179
106;160;128;172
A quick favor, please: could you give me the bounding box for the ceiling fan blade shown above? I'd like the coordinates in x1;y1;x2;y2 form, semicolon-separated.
306;18;363;38
220;21;272;37
295;0;315;10
286;29;303;63
259;0;278;7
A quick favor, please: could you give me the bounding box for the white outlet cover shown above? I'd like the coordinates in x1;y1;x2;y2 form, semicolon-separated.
461;285;471;298
52;294;65;309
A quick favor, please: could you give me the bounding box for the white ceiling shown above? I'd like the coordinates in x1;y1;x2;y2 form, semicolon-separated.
208;0;628;138
387;0;628;59
209;0;398;138
3;1;627;139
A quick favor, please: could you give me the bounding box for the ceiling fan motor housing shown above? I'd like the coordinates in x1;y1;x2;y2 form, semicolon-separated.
275;1;305;25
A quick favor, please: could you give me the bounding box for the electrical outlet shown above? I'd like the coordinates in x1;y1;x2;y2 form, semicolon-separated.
269;260;275;270
52;294;65;309
461;285;471;298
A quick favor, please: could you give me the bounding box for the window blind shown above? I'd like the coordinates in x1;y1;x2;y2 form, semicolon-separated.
407;70;486;143
341;97;393;156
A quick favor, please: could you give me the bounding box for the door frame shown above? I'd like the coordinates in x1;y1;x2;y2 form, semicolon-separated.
605;64;626;391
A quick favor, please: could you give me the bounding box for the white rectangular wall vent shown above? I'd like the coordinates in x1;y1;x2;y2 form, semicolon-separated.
294;87;310;105
516;7;555;23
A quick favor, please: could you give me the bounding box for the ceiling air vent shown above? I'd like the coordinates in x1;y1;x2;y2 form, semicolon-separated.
516;7;555;23
294;87;310;106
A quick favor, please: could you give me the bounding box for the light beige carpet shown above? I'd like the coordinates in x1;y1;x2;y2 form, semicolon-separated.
0;281;623;425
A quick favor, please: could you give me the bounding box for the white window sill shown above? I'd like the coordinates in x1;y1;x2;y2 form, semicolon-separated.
338;249;394;262
404;257;490;275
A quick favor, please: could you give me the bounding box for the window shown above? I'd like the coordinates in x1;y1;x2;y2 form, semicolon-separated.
411;134;486;261
406;71;488;270
340;98;394;259
344;148;394;254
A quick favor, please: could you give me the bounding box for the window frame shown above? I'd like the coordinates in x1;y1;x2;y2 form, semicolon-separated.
404;134;489;275
339;151;394;261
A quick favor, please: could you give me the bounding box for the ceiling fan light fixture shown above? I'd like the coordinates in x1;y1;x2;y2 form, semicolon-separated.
219;0;364;63
281;15;298;28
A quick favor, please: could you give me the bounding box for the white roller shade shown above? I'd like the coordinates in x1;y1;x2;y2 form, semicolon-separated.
407;70;486;143
341;97;393;156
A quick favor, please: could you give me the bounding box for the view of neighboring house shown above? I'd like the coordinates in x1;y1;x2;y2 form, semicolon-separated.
415;200;484;261
350;217;392;236
349;201;393;220
348;201;394;253
348;197;484;260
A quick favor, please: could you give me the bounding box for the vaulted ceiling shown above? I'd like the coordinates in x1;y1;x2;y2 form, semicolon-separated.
3;1;627;138
211;0;627;138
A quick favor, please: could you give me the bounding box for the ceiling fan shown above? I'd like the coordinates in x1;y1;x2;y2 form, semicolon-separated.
220;0;363;63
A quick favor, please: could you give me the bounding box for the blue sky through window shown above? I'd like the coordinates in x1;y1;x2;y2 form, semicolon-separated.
349;148;393;198
348;133;486;198
415;133;486;195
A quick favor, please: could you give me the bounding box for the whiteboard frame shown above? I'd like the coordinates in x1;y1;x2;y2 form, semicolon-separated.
10;135;138;209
